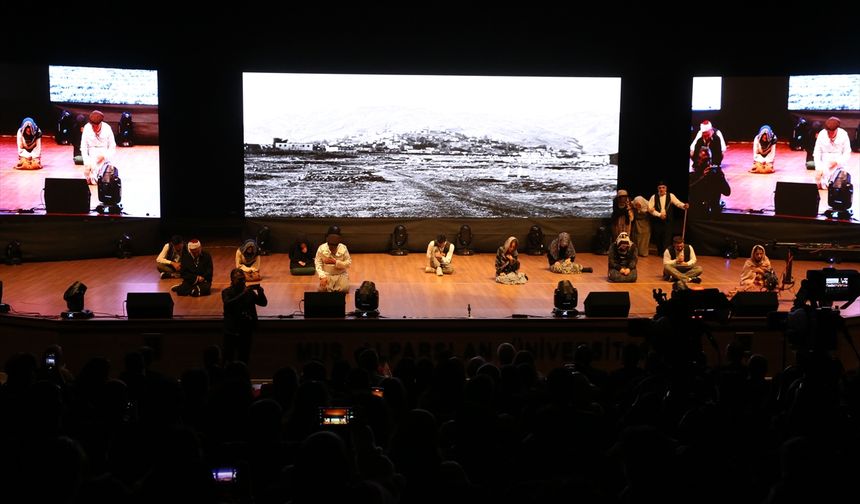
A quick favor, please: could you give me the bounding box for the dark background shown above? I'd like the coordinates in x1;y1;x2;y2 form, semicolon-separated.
2;13;857;224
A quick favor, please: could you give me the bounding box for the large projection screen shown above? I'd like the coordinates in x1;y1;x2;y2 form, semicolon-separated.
243;73;621;219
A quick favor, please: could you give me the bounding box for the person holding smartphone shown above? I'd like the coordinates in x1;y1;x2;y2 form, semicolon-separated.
222;268;268;365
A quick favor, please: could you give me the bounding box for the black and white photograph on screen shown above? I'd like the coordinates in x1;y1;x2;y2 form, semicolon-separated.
243;73;621;218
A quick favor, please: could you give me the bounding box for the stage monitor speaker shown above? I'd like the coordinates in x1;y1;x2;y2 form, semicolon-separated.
774;182;819;217
126;292;174;319
44;178;91;214
731;291;779;317
304;291;346;318
584;291;630;317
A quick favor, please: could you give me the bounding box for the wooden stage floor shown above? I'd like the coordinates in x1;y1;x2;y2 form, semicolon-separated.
704;141;859;219
2;247;858;320
0;135;161;217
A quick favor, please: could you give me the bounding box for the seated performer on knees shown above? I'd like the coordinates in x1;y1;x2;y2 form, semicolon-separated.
235;239;262;282
547;232;592;274
736;244;776;293
289;235;316;275
15;117;42;170
750;125;777;174
315;226;351;292
813;116;852;190
173;239;213;296
495;236;528;284
663;235;702;284
425;234;454;276
81;110;116;185
608;232;638;283
156;235;184;279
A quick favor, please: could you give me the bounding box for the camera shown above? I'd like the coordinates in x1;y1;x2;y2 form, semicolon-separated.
44;353;57;368
319;406;354;426
805;269;860;305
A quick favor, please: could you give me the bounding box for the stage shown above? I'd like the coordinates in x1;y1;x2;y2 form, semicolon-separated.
714;141;859;218
0;135;161;217
2;248;859;378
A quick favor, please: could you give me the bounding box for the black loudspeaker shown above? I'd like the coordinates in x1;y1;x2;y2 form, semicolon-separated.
774;182;819;217
44;178;91;214
126;292;174;319
731;291;779;317
584;291;630;317
304;291;346;318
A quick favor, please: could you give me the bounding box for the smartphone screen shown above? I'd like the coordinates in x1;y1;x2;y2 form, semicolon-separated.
212;467;237;483
319;407;354;426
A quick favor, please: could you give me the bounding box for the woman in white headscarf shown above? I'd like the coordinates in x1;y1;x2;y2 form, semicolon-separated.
750;125;777;174
738;244;775;292
15;117;42;170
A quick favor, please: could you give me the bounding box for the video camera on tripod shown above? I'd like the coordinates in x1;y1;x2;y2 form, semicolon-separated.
774;269;860;355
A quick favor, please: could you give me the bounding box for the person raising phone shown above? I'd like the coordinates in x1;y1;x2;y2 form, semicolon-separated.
222;268;268;365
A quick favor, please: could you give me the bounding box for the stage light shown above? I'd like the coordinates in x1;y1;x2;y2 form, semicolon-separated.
61;281;93;319
526;225;545;255
825;169;853;220
455;225;474;256
116;233;133;259
0;281;10;313
389;225;408;256
355;280;379;318
5;240;23;265
118;112;134;147
257;226;271;256
96;164;123;214
56;109;74;145
553;280;578;317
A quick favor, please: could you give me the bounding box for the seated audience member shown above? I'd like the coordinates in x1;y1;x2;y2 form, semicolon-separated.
15;117;42;170
547;232;592;274
663;235;703;284
81;110;116;185
156;235;185;279
71;113;86;165
690;120;727;167
813;116;852;190
750;125;777;173
631;195;651;257
172;239;213;296
315;226;351;292
289;235;316;275
425;234;454;276
608;232;638;283
235;239;262;282
495;236;528;284
736;244;776;293
611;189;634;239
689;146;731;218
